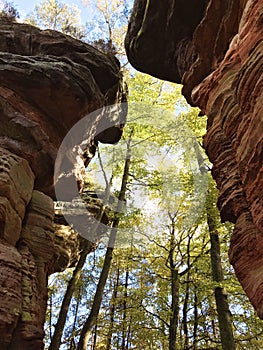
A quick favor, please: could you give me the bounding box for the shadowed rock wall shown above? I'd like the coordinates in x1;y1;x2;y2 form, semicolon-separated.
0;22;126;349
125;0;263;317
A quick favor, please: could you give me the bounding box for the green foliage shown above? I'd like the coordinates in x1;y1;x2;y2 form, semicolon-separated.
45;70;263;348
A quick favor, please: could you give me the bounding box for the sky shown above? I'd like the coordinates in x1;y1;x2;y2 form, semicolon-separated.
11;0;92;23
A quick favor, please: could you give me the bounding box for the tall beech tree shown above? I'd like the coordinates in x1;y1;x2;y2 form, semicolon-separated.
206;183;236;350
76;129;134;350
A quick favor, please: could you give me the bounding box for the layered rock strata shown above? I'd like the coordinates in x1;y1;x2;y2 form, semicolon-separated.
125;0;263;316
0;22;126;349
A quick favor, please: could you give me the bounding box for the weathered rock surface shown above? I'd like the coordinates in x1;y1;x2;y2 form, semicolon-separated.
0;22;126;349
125;0;263;317
0;22;126;198
0;148;34;245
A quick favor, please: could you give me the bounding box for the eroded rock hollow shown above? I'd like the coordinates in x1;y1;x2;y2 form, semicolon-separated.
125;0;263;317
0;22;126;349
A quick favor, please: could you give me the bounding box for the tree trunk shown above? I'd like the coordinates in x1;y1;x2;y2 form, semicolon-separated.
106;268;120;350
121;268;129;350
169;267;179;350
49;243;90;350
126;318;132;349
168;221;180;350
91;322;98;350
49;293;53;341
182;235;191;350
69;286;81;350
49;163;114;350
76;244;115;349
77;130;133;350
192;283;198;350
207;198;236;350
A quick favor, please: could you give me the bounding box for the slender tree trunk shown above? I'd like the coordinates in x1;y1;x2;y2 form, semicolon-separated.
49;243;91;350
169;267;179;350
168;222;180;350
69;286;81;350
182;283;189;348
121;268;129;350
207;199;236;350
106;268;120;350
91;322;98;350
182;235;191;350
76;241;115;349
49;293;53;341
49;164;113;350
77;130;133;350
126;318;132;350
192;284;198;350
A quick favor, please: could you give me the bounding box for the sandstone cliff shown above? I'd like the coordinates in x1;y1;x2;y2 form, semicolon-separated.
125;0;263;317
0;22;126;349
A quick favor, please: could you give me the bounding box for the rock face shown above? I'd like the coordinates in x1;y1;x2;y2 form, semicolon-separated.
125;0;263;317
0;22;126;349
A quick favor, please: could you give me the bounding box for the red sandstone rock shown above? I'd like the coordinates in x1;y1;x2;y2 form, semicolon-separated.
0;241;22;350
0;148;34;245
125;0;263;317
0;22;126;197
0;22;126;349
193;0;263;317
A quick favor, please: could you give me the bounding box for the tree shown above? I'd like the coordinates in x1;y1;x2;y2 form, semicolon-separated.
49;242;92;350
105;266;120;350
79;73;208;349
25;0;86;39
83;0;132;61
76;129;134;349
206;182;236;350
0;1;19;22
167;214;181;350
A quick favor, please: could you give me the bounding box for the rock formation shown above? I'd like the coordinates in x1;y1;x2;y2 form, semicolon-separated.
125;0;263;317
0;22;126;349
